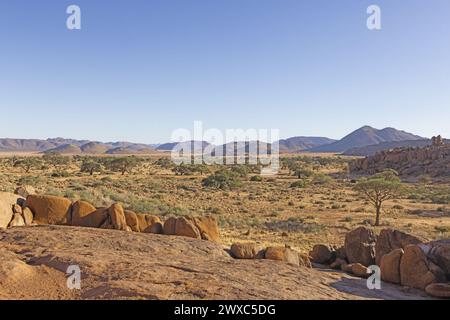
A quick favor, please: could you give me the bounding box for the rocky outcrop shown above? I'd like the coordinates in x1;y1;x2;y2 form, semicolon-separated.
0;193;25;229
350;142;450;179
100;203;128;231
376;229;422;265
174;217;201;239
8;213;25;228
230;243;265;259
14;185;35;198
26;195;72;225
400;245;445;290
351;263;371;278
124;210;140;232
2;225;428;300
265;247;300;266
193;216;220;242
162;216;220;241
425;283;450;298
71;201;100;227
427;240;450;279
310;244;335;264
344;227;377;266
380;248;403;284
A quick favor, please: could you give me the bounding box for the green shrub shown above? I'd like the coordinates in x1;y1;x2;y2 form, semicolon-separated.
250;175;263;182
202;170;242;190
289;179;309;188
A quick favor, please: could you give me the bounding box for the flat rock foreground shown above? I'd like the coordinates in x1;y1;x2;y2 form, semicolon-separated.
0;226;430;300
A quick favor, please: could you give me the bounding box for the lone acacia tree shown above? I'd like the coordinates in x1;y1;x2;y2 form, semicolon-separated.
80;158;102;176
354;170;404;226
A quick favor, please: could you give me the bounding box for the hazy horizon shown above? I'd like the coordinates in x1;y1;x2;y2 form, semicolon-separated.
1;1;449;143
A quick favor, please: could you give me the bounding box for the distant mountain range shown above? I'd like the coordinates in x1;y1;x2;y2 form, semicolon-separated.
0;126;434;156
0;138;156;155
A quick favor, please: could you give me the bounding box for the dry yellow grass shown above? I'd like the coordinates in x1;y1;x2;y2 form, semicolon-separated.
1;153;449;256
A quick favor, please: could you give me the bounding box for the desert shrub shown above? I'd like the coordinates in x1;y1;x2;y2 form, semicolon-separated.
331;203;341;209
202;170;242;190
341;216;353;222
154;157;174;169
290;179;309;188
230;165;251;178
265;217;325;233
51;170;70;178
250;175;263;182
103;157;139;175
312;173;333;185
435;226;450;233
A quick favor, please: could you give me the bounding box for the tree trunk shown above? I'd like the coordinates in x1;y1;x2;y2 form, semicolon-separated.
375;204;381;226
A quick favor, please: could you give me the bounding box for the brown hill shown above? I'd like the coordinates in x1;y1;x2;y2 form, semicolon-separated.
80;142;109;154
43;144;82;154
309;126;424;153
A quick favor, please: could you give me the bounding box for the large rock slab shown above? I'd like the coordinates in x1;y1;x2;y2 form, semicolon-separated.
175;217;201;239
124;210;140;232
265;247;300;266
400;245;445;290
230;243;265;259
375;229;422;265
0;192;24;229
425;283;450;299
310;244;335;264
193;216;220;242
380;248;403;284
101;203;128;231
26;195;72;225
0;226;433;300
71;200;99;227
344;227;377;267
427;239;450;279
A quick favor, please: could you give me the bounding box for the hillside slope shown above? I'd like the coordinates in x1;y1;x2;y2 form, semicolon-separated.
0;226;429;300
309;126;424;153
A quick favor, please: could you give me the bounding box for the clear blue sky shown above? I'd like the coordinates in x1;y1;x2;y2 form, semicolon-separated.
1;0;449;143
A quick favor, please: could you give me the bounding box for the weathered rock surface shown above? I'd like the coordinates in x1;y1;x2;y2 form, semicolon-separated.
14;185;36;198
144;222;163;234
193;216;220;242
265;247;300;266
26;195;72;225
350;143;450;179
71;200;98;227
101;203;128;231
8;213;25;228
230;243;265;259
310;244;335;264
427;240;450;279
22;207;34;226
425;283;450;299
400;245;444;290
163;217;177;235
344;227;377;267
175;217;201;239
375;229;422;265
0;192;24;229
0;226;431;300
351;263;371;278
380;248;403;284
124;210;139;232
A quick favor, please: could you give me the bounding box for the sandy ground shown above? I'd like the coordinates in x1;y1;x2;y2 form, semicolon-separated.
0;225;431;300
